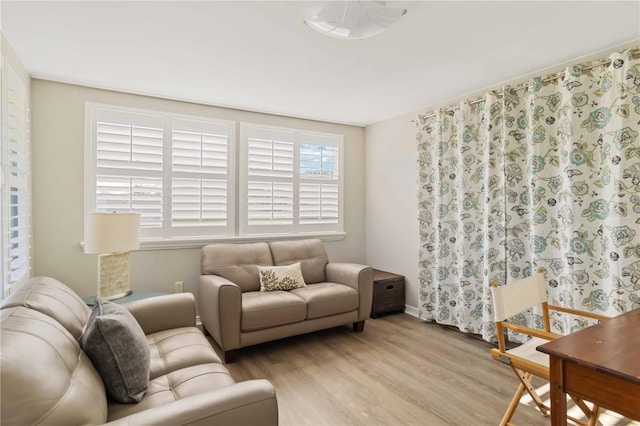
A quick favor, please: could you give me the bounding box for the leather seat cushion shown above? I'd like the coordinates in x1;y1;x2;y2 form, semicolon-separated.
147;327;222;380
107;363;235;421
241;291;306;332
290;283;359;319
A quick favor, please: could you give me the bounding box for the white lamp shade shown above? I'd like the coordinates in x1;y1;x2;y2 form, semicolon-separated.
84;213;140;254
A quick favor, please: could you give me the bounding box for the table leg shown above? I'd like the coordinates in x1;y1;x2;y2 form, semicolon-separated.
548;356;568;426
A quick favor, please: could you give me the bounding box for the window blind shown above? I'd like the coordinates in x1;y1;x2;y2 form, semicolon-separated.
171;119;230;228
86;104;235;240
241;124;343;234
96;176;163;227
94;111;164;228
1;59;31;297
247;128;294;226
299;143;339;225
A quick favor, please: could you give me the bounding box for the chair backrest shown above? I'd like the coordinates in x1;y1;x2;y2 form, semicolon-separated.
1;276;92;341
1;306;108;425
491;273;547;322
269;239;329;284
201;242;273;292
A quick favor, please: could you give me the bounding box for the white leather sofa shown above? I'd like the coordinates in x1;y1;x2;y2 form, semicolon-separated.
198;239;374;363
0;276;278;425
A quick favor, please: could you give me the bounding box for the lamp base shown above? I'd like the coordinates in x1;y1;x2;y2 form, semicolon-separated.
97;252;132;300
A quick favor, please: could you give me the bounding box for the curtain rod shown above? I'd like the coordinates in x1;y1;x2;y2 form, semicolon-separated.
415;48;640;121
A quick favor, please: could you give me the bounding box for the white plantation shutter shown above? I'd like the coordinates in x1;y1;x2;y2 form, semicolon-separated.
248;181;294;225
246;128;294;226
240;124;343;235
97;122;163;171
86;104;235;242
96;176;163;227
92;109;164;229
87;107;343;244
299;142;339;225
171;119;231;229
172;179;227;226
299;183;339;224
1;58;31;297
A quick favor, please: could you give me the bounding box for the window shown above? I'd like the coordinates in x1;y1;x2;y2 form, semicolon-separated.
85;104;235;241
240;123;343;235
85;106;344;248
1;56;31;297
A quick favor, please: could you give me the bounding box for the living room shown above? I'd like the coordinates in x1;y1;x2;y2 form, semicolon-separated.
2;1;639;425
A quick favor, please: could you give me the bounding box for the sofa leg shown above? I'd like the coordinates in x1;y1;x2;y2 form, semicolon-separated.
353;320;365;332
224;350;237;364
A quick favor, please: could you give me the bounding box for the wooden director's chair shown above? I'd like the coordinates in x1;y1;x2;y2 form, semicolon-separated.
489;271;609;426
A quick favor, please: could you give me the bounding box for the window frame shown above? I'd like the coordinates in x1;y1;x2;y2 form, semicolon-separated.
84;103;236;246
84;105;346;250
239;122;344;237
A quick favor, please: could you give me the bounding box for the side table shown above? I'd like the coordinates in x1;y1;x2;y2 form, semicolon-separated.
371;269;405;318
83;292;167;307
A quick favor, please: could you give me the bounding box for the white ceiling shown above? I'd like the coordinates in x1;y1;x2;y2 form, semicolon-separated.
2;1;639;127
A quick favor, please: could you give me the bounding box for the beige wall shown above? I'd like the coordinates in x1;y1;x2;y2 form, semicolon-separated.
364;112;419;314
31;80;366;297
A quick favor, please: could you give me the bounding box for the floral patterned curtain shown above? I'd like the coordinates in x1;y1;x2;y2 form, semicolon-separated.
416;48;640;342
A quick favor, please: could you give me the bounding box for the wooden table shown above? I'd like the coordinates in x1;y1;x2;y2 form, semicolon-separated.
537;308;640;425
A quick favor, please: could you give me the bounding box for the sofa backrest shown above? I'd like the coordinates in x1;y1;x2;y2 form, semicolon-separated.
0;276;91;341
269;239;328;284
1;306;108;425
201;242;273;292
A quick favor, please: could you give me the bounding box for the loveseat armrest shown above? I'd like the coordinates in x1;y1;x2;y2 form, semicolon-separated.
198;275;242;354
103;379;278;426
326;263;373;321
123;293;196;335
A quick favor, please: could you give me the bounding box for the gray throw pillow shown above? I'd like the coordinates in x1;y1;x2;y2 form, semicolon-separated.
81;298;150;403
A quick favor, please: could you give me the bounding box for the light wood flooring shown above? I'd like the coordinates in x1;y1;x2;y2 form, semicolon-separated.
212;314;638;426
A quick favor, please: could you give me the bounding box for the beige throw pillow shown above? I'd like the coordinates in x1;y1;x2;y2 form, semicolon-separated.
259;262;307;291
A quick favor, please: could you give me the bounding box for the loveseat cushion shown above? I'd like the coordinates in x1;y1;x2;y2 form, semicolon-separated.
202;242;273;292
147;327;223;380
290;283;359;319
1;307;108;425
241;291;307;332
269;239;329;284
0;276;91;341
107;363;235;421
82;298;150;403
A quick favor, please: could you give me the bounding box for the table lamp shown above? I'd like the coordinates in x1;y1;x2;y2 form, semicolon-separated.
84;212;140;300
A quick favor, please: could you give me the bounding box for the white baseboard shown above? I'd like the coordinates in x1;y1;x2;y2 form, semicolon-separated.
403;305;419;318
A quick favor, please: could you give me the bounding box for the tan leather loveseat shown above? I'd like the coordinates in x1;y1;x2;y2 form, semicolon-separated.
0;276;278;425
199;239;373;363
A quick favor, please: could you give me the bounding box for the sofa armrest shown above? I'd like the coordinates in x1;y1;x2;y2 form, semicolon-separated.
103;379;278;426
198;275;242;352
123;293;196;335
326;263;373;321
